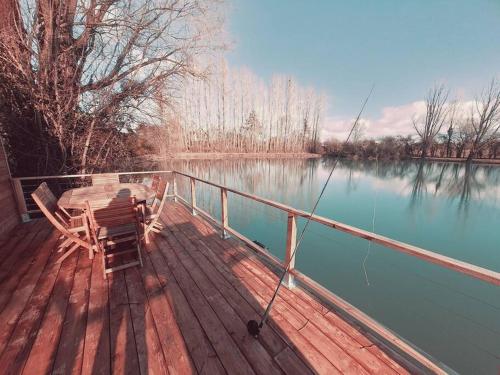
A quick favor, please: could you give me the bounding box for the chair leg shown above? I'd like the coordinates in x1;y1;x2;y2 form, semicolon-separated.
57;242;79;263
58;238;72;251
101;241;107;279
136;234;143;267
84;222;94;260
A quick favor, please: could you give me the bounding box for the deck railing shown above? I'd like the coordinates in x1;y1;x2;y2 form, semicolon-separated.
10;169;500;373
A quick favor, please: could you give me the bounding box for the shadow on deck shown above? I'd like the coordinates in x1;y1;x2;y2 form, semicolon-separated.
0;201;417;374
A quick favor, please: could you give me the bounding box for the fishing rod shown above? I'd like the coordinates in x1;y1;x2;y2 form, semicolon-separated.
247;85;375;338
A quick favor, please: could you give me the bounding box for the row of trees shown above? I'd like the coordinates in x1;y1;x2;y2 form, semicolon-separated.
142;61;326;155
325;81;500;161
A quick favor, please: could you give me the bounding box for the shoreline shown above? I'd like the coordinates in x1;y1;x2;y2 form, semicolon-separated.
138;152;500;166
141;152;323;161
410;156;500;166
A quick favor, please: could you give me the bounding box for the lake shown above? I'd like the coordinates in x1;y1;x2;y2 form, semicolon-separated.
164;157;500;374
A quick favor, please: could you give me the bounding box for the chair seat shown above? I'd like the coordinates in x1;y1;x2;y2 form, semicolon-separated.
97;223;137;239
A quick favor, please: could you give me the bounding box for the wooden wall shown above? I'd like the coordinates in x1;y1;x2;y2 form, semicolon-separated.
0;139;19;236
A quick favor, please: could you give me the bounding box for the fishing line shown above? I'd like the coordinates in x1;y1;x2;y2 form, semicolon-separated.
362;158;379;286
247;85;375;338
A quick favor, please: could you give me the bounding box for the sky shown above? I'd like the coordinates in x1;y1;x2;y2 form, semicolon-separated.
226;0;500;140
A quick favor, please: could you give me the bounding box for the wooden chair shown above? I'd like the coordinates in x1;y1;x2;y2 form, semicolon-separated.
86;197;143;278
91;173;120;185
144;179;169;242
31;182;92;262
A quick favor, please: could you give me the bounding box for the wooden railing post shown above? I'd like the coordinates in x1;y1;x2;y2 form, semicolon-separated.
220;187;229;239
190;177;197;215
172;172;178;202
283;213;297;288
11;178;30;222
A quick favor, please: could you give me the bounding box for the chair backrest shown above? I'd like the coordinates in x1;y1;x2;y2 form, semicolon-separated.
86;196;140;230
150;180;170;221
156;179;168;201
32;183;88;247
91;173;120;185
31;182;58;214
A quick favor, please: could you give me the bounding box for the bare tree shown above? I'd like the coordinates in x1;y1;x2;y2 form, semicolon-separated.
0;0;224;174
468;79;500;161
445;100;458;157
413;85;449;158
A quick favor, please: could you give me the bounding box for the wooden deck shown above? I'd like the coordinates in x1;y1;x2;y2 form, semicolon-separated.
0;201;419;374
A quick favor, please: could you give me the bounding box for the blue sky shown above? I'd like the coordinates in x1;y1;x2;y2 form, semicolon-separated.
226;0;500;138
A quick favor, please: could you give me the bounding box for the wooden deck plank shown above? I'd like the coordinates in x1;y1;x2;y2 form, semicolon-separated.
170;204;405;374
162;212;287;358
124;267;170;375
167;204;403;374
168;208;308;330
0;226;54;313
0;242;64;375
323;310;410;374
0;220;40;265
157;223;283;375
274;347;314;375
0;228;60;354
52;252;93;374
144;240;225;375
214;235;400;374
21;252;81;374
153;234;256;375
81;252;111;375
299;321;370;374
0;221;48;286
108;271;140;375
161;208;338;374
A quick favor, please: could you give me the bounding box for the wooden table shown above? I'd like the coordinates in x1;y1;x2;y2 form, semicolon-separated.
58;183;154;210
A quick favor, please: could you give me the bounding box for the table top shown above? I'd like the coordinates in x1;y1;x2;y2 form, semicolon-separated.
58;183;154;210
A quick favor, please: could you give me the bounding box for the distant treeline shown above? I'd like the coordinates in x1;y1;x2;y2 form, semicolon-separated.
323;136;500;160
324;82;500;161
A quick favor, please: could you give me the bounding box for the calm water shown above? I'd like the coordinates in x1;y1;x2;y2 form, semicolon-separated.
164;157;500;374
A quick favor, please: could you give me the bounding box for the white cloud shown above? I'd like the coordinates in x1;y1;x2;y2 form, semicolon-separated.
321;101;425;141
321;100;476;141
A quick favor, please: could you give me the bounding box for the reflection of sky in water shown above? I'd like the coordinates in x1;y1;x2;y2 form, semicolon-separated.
166;157;500;374
319;160;500;206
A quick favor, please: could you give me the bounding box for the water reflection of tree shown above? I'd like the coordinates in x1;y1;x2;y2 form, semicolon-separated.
445;162;485;212
158;158;320;226
157;157;498;218
409;161;428;209
325;158;498;213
